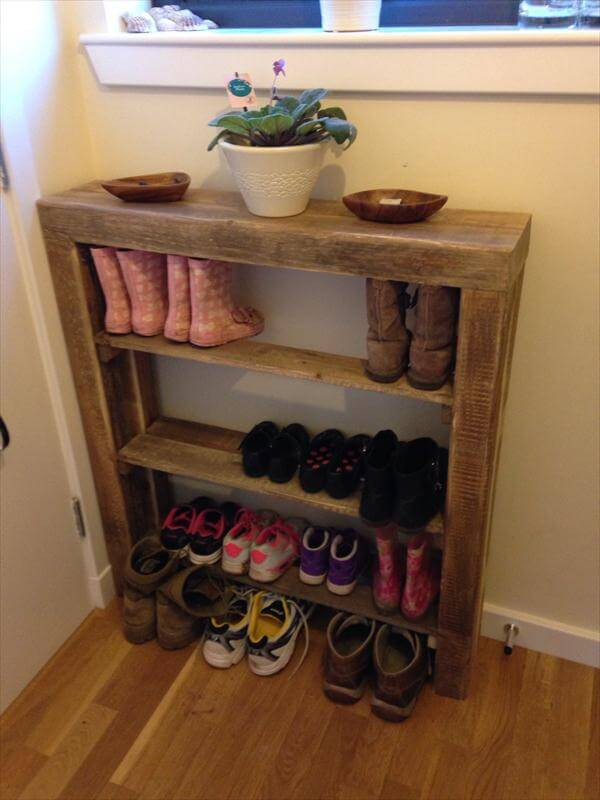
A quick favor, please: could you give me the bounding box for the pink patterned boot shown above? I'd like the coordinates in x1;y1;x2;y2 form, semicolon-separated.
188;259;263;347
117;250;168;336
372;523;403;613
401;534;440;620
164;255;191;342
90;247;131;334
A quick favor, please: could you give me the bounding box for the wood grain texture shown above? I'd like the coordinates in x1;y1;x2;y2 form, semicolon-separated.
117;416;444;546
1;606;596;800
38;184;531;291
435;289;511;699
97;332;454;406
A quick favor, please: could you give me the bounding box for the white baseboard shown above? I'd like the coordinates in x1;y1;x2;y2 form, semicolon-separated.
88;564;116;609
481;602;600;668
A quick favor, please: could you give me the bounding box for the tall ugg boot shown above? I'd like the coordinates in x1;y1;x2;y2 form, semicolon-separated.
90;247;132;334
365;279;410;383
372;523;403;613
188;259;263;347
117;250;168;336
407;285;459;390
164;255;191;342
400;534;440;620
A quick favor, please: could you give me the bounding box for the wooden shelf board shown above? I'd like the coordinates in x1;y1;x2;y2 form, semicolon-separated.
99;332;453;406
208;564;438;636
38;183;531;291
118;416;444;546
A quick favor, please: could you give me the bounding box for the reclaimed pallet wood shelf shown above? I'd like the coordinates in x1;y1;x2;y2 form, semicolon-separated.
208;565;438;636
118;417;444;547
38;182;530;700
97;332;453;405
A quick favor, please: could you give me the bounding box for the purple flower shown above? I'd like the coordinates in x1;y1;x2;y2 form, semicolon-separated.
273;58;286;77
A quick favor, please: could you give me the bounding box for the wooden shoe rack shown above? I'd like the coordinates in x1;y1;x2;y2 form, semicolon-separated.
38;184;530;699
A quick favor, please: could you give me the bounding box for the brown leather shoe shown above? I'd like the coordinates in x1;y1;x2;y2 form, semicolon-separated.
122;536;179;644
365;279;410;383
157;566;230;650
323;613;376;704
407;285;459;390
371;626;428;721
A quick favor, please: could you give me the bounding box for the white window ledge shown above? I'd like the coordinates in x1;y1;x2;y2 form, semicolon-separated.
81;27;600;95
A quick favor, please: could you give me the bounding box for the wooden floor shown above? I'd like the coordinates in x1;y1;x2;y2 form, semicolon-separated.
1;602;597;800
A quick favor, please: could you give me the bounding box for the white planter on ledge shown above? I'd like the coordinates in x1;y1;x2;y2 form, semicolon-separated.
320;0;382;31
219;140;326;218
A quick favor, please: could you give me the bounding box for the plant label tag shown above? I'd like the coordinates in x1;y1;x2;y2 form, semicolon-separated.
226;73;256;108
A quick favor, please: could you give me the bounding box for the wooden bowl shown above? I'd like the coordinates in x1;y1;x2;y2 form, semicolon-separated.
101;172;190;203
342;189;448;223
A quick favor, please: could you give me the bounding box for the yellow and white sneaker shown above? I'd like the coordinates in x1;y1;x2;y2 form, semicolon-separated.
247;591;311;676
202;589;253;669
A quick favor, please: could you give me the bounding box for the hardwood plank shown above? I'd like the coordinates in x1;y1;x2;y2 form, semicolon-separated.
97;332;453;407
584;670;600;800
96;784;138;800
0;747;47;800
19;704;117;800
117;417;444;547
38;184;531;291
435;288;510;698
209;564;438;635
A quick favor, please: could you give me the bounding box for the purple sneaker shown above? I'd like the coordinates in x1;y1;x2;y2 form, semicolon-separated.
327;529;367;596
299;526;331;585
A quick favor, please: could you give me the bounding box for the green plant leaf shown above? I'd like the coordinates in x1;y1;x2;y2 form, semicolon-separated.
297;88;328;106
211;115;253;137
275;96;300;112
318;107;347;120
321;117;353;145
207;129;226;151
208;110;246;127
251;113;294;138
296;119;323;136
345;122;358;148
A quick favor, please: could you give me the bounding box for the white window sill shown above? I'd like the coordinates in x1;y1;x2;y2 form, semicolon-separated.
80;27;600;95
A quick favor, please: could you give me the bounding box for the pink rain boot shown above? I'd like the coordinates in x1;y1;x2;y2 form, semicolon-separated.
164;255;191;342
401;534;440;620
116;250;168;337
90;247;131;334
372;523;403;613
188;259;264;347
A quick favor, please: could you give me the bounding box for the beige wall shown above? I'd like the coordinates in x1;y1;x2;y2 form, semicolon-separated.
32;2;600;634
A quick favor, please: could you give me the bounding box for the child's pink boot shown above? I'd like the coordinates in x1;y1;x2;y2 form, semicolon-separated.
372;523;403;613
401;534;440;620
164;255;191;342
116;250;168;336
90;247;131;334
188;259;263;347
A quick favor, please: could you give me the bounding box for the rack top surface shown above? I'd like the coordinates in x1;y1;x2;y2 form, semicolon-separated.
38;183;531;291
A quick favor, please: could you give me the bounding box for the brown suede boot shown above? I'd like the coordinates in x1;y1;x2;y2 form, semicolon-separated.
407;285;459;390
365;279;410;383
123;536;180;644
156;566;231;650
371;626;428;721
323;613;376;704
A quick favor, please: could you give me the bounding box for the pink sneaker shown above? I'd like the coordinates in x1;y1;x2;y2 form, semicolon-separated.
188;258;263;347
164;255;191;342
90;247;131;334
401;534;440;620
249;517;308;583
372;523;403;613
117;250;168;336
222;508;278;575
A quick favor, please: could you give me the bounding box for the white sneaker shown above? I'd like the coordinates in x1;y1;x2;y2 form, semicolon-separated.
247;591;311;676
202;589;253;669
248;517;308;582
221;508;277;574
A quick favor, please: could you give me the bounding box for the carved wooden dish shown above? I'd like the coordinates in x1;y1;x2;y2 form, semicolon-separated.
343;189;448;223
101;172;190;203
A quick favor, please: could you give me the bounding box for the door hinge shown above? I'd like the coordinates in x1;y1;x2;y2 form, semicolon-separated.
71;497;86;538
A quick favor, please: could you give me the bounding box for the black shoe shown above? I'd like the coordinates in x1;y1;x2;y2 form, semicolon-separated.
239;421;278;477
299;429;345;494
268;423;310;484
359;430;398;526
160;496;214;552
325;434;371;499
393;439;447;532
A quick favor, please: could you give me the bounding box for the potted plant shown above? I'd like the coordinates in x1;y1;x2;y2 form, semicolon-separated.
320;0;382;31
208;60;357;218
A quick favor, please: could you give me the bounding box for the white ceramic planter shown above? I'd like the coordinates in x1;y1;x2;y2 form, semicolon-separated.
320;0;382;31
219;140;325;218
